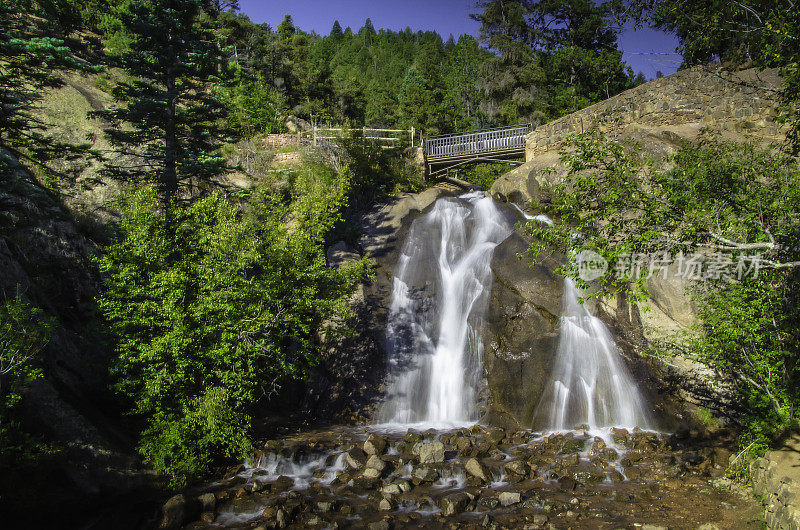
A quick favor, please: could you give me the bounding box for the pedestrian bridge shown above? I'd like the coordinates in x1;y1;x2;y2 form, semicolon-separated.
423;123;532;176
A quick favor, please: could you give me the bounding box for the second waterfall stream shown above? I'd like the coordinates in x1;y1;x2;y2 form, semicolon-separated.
533;277;653;430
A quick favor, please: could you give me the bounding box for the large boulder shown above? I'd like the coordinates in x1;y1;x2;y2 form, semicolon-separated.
346;448;368;470
439;492;471;515
464;457;492;483
284;115;310;133
417;441;445;464
160;494;199;529
481;232;564;429
490;151;563;207
363;433;387;456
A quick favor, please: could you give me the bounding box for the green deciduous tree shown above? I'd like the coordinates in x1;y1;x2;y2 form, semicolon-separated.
220;68;286;136
636;0;781;66
529;127;800;298
767;4;800;153
100;180;368;484
473;0;637;124
534;0;637;116
0;292;54;466
0;293;51;414
696;271;800;456
634;0;800;153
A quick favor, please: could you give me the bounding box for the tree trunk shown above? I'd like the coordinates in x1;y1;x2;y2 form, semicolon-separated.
164;45;178;203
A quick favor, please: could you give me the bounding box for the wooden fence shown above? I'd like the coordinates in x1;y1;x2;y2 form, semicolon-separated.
309;126;418;148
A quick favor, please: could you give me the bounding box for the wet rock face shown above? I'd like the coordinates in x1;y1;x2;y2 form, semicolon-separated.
480;226;684;432
482;232;564;429
179;425;762;530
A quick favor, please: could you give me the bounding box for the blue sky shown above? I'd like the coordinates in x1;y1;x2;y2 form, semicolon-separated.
237;0;682;79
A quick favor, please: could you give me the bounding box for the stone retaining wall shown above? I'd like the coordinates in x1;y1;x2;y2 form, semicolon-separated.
526;65;785;159
751;456;800;529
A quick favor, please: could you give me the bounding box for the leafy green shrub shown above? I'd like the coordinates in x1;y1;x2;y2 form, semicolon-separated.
695;271;800;447
0;292;54;467
99;182;368;485
142;386;252;482
458;162;511;190
0;294;51;412
220;70;287;136
334;135;426;212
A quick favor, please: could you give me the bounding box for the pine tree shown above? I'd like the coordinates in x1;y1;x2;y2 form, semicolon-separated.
277;14;296;39
100;0;234;204
444;35;490;129
360;18;377;48
361;18;377;36
330;20;343;38
532;0;635;116
472;0;636;122
472;0;548;125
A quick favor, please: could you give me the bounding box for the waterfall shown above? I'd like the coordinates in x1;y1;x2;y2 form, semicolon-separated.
509;203;554;226
533;277;653;431
376;192;513;427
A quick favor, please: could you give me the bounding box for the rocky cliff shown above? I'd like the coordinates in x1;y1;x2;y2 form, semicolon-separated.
492;65;784;210
0;158;161;527
483;64;786;429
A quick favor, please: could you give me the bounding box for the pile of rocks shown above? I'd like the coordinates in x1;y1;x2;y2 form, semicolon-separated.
162;425;761;529
750;441;800;530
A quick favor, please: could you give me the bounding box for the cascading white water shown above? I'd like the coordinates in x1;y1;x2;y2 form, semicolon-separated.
510;203;554;226
533;277;653;431
376;192;512;427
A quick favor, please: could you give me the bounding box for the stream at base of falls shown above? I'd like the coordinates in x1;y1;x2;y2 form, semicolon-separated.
186;425;761;529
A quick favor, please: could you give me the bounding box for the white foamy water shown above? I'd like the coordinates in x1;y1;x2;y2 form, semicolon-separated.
240;451;346;490
214;509;265;527
371;420;475;434
533;279;653;430
510;203;554;226
377;192;513;425
433;468;467;489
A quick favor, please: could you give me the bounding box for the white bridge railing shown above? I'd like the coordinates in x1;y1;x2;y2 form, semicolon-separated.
424;124;532;160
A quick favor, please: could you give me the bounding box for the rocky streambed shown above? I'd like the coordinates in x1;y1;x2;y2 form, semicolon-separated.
163;425;762;529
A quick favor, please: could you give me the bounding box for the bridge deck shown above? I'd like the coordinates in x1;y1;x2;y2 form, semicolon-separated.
424;124;531;173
